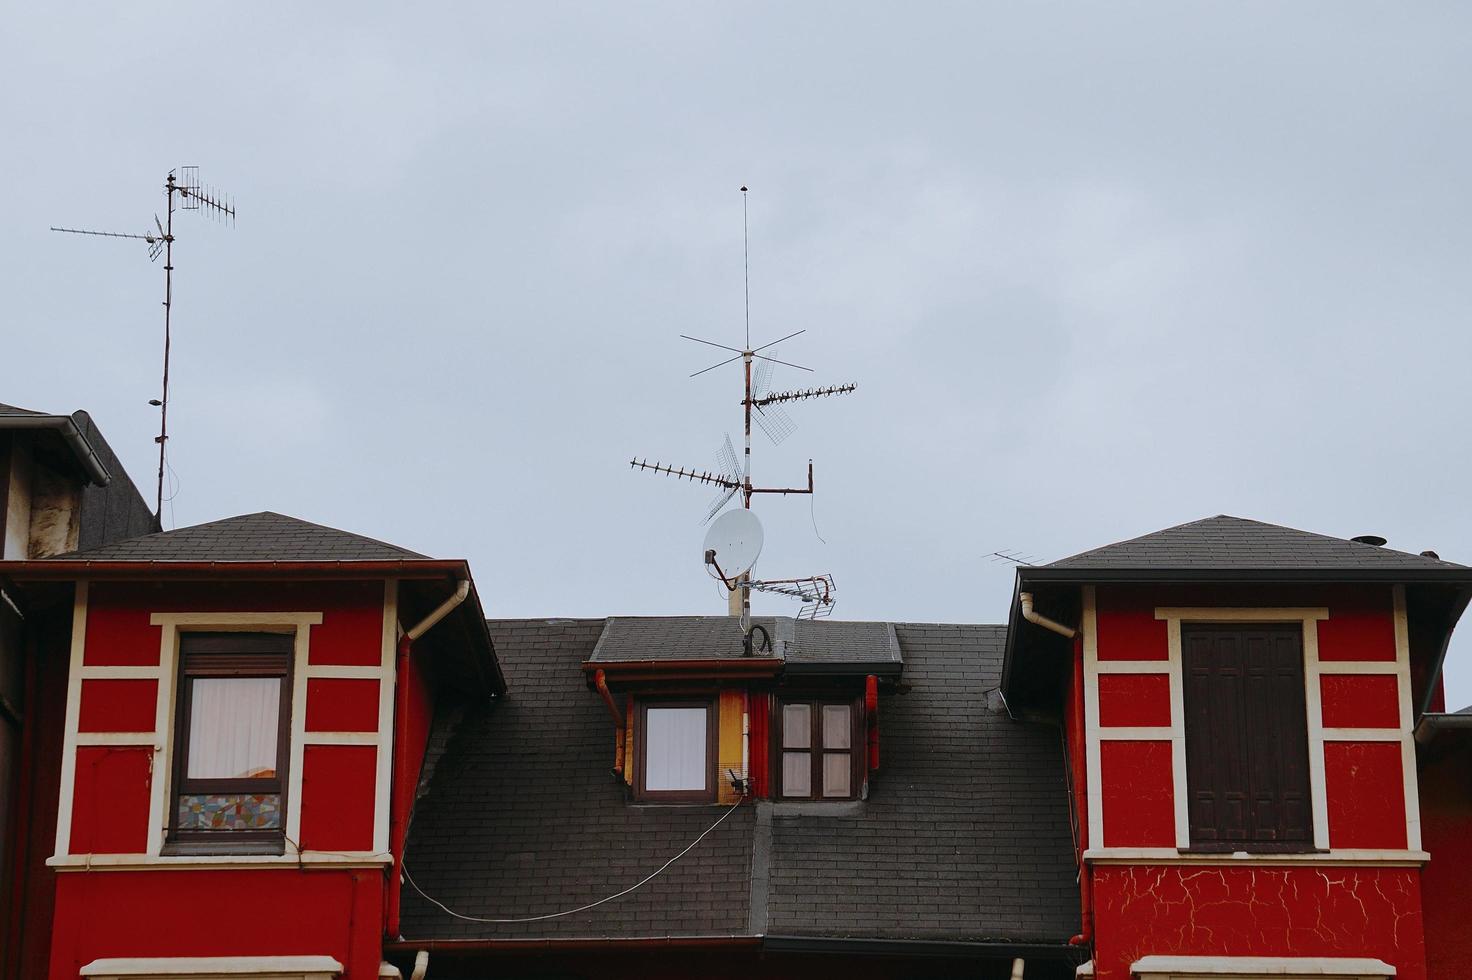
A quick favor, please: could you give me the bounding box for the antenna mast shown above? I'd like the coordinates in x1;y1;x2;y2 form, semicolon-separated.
631;186;857;630
52;166;236;522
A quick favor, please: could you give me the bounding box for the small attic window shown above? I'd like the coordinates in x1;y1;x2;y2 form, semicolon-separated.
778;698;860;800
636;699;716;803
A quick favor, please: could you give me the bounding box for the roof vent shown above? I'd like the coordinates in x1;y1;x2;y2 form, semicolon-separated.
1351;534;1387;547
1421;550;1441;560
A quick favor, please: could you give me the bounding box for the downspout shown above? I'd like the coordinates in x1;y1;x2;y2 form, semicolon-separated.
741;689;750;795
1020;592;1076;640
1066;633;1092;949
388;580;470;939
593;669;626;777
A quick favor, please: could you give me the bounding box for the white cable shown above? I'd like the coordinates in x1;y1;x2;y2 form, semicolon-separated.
401;799;745;924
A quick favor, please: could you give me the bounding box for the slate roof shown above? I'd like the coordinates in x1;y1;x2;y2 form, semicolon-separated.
56;511;426;561
1047;515;1464;571
400;617;1078;946
0;402;46;416
587;616;902;672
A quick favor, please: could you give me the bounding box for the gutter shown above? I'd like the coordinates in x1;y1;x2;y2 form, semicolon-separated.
385;937;763;954
0;414;111;486
760;936;1078;960
1017;567;1472;585
1415;586;1472;723
1414;711;1472;745
0;558;478;581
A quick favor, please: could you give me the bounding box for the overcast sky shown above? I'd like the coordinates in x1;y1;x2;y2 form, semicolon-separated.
4;4;1471;703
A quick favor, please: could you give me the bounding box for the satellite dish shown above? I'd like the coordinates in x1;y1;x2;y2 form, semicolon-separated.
703;508;764;582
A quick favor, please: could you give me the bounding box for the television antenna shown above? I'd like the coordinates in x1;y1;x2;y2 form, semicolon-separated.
632;186;855;629
51;167;236;522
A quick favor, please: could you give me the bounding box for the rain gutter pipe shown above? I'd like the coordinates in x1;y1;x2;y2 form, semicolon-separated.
388;579;470;939
1019;592;1076;639
593;669;626;776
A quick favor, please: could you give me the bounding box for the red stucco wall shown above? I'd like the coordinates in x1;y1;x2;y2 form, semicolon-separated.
1419;744;1472;980
49;869;384;979
1091;865;1427;980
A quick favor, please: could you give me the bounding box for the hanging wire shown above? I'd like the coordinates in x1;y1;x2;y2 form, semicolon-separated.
809;490;827;545
401;799;745;924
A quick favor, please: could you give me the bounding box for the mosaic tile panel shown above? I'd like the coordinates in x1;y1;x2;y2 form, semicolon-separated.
176;793;281;830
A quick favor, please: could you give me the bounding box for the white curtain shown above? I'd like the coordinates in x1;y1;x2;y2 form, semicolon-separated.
644;707;707;791
187;677;281;779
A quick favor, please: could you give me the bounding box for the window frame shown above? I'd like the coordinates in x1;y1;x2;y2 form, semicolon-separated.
635;697;718;804
165;632;294;855
774;695;863;801
1180;622;1315;854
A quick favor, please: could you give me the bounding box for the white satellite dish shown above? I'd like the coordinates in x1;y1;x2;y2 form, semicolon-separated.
703;508;764;582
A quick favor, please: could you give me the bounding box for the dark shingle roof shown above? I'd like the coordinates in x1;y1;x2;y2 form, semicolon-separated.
400;617;1077;945
57;511;426;561
403;618;755;939
587;616;902;672
0;402;46;416
1048;515;1463;571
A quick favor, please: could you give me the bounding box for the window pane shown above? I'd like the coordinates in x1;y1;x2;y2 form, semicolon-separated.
822;704;851;749
782;751;811;797
823;753;851;797
783;704;811;748
177;793;282;830
644;707;707;791
187;677;281;779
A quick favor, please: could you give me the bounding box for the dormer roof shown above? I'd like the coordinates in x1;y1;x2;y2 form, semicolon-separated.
1045;514;1463;573
54;510;427;562
585;616;903;679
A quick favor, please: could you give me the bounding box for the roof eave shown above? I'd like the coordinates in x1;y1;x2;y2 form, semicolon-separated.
0;558;473;581
1018;565;1472;585
0;414;111;486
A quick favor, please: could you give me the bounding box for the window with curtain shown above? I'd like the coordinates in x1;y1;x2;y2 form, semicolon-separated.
168;632;293;853
637;700;715;802
778;698;859;800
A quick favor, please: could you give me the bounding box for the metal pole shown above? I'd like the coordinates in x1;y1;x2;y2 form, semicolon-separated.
156;173;176;522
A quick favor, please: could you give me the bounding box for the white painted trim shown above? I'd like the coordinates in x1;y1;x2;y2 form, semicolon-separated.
1314;660;1400;674
74;733;161;746
1302;616;1331;849
1154;607;1329;622
1131;954;1393;979
51;851;391;871
285;624;311;849
1165;617;1189;848
1093;727;1175;741
1393;584;1421;851
81;954;344;978
1321;728;1406;741
54;580;89;858
78;665;166;679
373;580;397;854
149;612;323;628
301;732;379;745
304;664;384;680
1082;587;1103;850
1091;660;1172;673
1084;847;1429;866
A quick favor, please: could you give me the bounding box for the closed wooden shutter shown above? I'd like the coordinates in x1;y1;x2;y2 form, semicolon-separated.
1182;624;1313;850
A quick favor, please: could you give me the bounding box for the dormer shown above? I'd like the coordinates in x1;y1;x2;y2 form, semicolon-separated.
1000;515;1472;980
582;616;901;804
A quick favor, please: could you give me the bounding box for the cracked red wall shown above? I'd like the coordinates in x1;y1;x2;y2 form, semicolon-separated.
1091;865;1427;980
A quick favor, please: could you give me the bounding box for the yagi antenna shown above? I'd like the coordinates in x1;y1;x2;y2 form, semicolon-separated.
51;167;236;523
632;186;857;628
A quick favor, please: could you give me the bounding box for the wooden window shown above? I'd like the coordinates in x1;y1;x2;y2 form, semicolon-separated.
636;699;716;803
167;632;293;854
1182;624;1313;852
777;698;860;800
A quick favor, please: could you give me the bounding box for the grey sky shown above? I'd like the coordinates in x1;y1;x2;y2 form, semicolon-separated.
5;4;1471;703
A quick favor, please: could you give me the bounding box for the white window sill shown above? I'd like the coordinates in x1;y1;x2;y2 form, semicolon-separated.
49;851;391;872
1083;847;1428;866
81;955;342;979
1132;955;1394;978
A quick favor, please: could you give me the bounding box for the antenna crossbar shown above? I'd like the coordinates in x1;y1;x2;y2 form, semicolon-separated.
50;227;159;242
749;383;857;407
630;459;743;490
